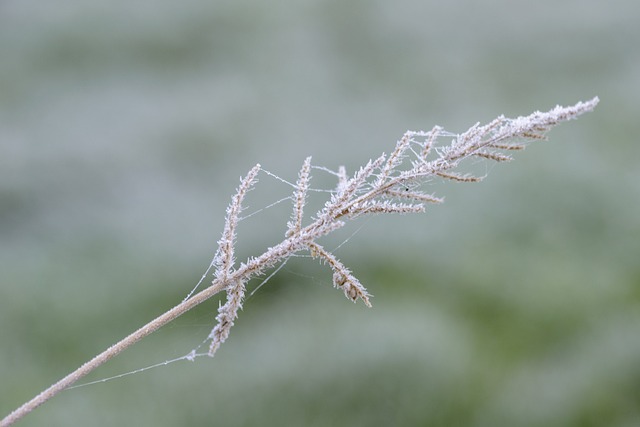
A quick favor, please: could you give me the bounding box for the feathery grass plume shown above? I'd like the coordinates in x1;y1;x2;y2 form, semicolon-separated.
0;98;598;427
204;97;599;356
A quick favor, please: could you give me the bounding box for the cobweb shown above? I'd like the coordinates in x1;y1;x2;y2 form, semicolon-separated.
67;164;369;389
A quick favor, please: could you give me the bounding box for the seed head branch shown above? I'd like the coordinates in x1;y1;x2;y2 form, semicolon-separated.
208;163;260;356
213;163;261;283
208;278;246;356
308;242;372;307
286;156;312;237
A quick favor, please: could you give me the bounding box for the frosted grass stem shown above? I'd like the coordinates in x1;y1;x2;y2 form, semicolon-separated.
1;97;598;426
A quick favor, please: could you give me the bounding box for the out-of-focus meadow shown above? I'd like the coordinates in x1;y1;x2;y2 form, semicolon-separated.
1;1;639;425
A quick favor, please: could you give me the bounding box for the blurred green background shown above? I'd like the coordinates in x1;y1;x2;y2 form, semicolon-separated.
1;0;639;426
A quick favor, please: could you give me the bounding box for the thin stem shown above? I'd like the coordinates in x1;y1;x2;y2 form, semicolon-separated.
1;235;308;427
0;280;227;427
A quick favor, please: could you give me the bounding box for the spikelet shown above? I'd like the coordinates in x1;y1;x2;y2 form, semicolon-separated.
308;242;372;307
436;171;483;182
286;157;312;237
420;126;442;160
213;163;261;283
208;278;246;356
208;164;260;356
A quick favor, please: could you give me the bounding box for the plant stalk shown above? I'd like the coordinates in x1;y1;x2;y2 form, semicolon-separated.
0;280;227;427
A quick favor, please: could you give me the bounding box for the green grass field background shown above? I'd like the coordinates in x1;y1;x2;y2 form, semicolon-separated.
2;1;639;425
